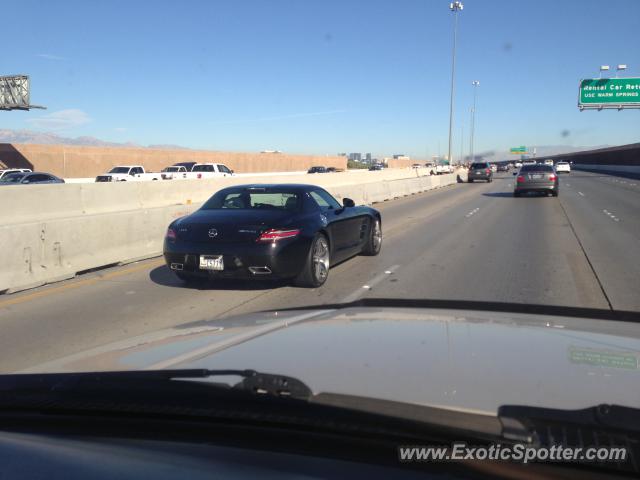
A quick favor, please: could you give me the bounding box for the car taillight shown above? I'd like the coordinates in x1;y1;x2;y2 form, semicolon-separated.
486;169;491;174
257;228;301;242
166;227;177;241
549;174;557;181
197;173;202;179
517;176;525;183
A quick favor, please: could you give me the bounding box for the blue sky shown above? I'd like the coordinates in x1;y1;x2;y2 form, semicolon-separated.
3;0;639;158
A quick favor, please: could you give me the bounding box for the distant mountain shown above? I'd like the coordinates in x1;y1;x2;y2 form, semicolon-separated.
0;129;191;150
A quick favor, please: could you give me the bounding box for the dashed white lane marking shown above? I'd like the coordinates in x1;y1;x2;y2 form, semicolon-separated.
565;183;571;187
340;265;401;303
578;191;585;197
603;209;620;222
465;207;480;218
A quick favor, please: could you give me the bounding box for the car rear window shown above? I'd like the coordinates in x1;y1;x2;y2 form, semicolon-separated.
520;165;554;172
202;189;300;211
471;163;489;169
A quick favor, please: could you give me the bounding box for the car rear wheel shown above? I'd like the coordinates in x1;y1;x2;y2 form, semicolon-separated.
552;191;559;197
294;234;330;288
361;218;382;256
513;191;520;197
468;178;473;183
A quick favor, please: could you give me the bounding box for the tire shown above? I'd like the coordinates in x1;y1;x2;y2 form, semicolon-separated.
361;218;382;256
488;178;492;183
294;234;330;288
552;190;559;197
513;191;520;197
468;179;474;183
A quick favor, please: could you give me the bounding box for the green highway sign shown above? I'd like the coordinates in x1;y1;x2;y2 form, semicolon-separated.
579;78;640;110
510;146;527;154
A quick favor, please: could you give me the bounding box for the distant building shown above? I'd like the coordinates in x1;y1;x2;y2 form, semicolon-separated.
393;154;410;161
338;153;347;157
365;153;372;163
348;153;362;161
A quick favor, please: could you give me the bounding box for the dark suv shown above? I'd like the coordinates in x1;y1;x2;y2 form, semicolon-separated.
468;162;493;183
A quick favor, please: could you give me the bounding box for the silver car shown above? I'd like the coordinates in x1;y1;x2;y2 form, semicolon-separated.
514;164;558;197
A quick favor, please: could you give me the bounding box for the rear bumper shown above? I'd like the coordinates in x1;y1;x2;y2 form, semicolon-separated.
514;184;558;194
163;237;312;279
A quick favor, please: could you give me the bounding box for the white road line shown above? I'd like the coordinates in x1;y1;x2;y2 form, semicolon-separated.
340;265;401;303
578;191;585;197
603;209;621;222
465;207;480;218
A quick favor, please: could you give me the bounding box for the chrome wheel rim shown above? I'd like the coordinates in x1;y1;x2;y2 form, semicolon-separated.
372;220;382;251
312;237;330;282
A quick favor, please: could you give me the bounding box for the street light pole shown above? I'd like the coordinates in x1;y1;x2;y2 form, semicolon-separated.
447;1;463;166
470;80;479;163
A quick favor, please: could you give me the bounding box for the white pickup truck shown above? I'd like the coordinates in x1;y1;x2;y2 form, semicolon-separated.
160;165;190;180
435;162;453;175
185;163;234;179
95;165;162;182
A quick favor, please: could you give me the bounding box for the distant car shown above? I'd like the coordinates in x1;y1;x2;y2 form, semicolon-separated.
164;184;382;287
497;164;509;172
411;163;421;169
368;164;383;171
490;164;497;173
0;168;32;180
514;161;523;168
187;163;235;179
544;159;554;167
0;171;64;185
95;165;161;182
522;160;537;166
307;166;328;174
161;165;189;180
514;164;558;197
468;162;493;183
555;161;571;174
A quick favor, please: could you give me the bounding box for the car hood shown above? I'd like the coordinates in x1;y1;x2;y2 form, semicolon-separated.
19;306;640;415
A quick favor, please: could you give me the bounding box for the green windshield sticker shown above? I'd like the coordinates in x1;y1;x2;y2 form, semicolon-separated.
569;347;639;370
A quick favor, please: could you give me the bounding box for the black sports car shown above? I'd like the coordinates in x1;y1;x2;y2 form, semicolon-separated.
163;184;382;287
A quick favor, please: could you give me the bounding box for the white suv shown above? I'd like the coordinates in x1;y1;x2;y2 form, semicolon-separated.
555;161;571;174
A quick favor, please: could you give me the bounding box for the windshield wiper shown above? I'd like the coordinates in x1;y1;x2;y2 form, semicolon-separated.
0;369;312;400
499;403;640;441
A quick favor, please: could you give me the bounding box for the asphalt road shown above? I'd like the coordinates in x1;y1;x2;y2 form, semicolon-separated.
1;170;638;372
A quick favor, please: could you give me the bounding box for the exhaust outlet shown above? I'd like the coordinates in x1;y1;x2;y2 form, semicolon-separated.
248;266;272;275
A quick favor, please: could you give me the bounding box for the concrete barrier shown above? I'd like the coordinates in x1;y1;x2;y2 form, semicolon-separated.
0;169;461;294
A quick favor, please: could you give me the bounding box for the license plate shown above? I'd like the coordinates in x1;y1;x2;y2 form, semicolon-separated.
199;255;224;271
531;174;543;179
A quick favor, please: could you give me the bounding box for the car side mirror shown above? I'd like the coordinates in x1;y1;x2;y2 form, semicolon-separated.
343;198;355;208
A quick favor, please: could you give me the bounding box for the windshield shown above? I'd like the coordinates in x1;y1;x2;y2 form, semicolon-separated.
201;188;300;211
108;167;131;174
192;164;214;172
0;172;26;182
520;164;554;172
1;2;639;463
